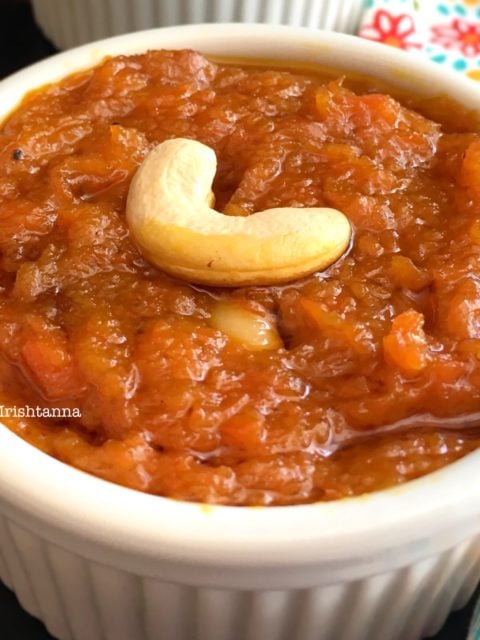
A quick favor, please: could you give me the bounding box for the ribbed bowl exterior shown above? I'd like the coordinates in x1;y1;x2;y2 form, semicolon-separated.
1;510;479;640
32;0;366;49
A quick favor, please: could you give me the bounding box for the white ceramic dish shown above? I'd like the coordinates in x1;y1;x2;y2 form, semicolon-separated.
32;0;366;49
1;24;480;640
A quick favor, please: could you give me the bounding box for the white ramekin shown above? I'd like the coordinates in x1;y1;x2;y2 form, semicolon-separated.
31;0;367;49
1;24;480;640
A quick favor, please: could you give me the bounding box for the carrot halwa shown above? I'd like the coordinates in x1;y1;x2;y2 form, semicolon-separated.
0;49;480;505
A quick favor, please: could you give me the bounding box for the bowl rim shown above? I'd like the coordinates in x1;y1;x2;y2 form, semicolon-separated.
1;23;480;581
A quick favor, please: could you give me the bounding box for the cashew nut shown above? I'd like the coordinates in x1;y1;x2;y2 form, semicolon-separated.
209;300;283;351
126;138;351;287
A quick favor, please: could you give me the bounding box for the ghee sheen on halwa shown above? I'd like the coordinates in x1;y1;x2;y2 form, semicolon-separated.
0;49;480;506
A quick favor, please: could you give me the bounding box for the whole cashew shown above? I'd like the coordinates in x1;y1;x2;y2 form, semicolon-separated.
126;138;351;287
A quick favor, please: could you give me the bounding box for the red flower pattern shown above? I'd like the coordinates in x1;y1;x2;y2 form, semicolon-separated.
359;9;421;51
430;19;480;58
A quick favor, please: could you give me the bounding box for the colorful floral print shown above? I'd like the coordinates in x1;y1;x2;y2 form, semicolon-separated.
430;18;480;57
359;9;421;50
358;0;480;80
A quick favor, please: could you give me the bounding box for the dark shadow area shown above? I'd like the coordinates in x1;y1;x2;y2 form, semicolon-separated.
0;582;54;639
0;0;55;79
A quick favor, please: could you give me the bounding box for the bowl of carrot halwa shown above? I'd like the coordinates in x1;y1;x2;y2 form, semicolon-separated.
0;23;480;640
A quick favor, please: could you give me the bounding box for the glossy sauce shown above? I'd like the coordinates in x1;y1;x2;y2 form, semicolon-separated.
0;50;480;505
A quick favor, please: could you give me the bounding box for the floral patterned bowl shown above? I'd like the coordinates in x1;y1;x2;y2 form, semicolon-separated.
359;0;480;81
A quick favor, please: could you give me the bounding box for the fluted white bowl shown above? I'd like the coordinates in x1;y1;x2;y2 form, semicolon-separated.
1;24;480;640
32;0;367;50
